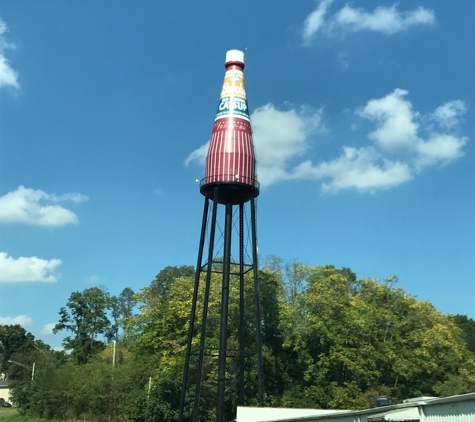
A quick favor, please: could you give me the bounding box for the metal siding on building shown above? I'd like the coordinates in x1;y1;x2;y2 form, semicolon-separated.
328;416;361;422
235;395;475;422
423;399;475;422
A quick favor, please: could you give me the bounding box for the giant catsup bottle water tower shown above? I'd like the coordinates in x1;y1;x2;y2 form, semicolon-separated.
178;50;264;422
201;50;258;204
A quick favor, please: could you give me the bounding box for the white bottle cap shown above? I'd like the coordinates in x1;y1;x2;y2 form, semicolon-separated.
225;50;245;65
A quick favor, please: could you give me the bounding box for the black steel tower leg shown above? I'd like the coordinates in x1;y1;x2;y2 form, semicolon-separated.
216;201;233;422
179;198;210;422
192;188;220;422
180;196;263;421
251;197;264;406
238;203;245;406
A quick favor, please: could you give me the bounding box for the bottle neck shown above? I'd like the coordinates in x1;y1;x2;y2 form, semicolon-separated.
225;62;245;71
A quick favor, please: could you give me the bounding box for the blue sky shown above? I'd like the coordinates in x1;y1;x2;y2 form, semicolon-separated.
0;0;473;349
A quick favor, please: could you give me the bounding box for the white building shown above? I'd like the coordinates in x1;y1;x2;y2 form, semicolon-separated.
0;380;11;403
237;392;475;422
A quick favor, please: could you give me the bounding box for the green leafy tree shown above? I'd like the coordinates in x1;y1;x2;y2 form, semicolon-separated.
109;287;136;341
275;264;475;408
149;265;194;300
128;265;275;420
0;324;35;372
54;287;112;364
14;260;475;422
451;314;475;354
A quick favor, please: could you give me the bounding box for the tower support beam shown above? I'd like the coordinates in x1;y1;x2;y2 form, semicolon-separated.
179;197;209;422
193;187;220;422
178;198;263;422
238;203;245;407
216;201;233;422
251;197;264;405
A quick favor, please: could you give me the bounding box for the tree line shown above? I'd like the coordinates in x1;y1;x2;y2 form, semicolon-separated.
1;258;474;421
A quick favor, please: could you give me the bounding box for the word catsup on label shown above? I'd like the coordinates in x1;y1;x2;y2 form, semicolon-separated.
218;97;248;112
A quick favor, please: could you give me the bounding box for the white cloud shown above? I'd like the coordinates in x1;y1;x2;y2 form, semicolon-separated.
302;0;333;44
40;322;57;336
357;89;467;171
334;5;435;34
184;141;209;166
0;18;19;89
430;100;467;129
251;104;325;186
184;90;467;194
302;2;435;42
0;252;62;282
86;275;101;284
0;315;33;327
415;134;467;170
357;88;419;152
291;147;413;193
0;186;88;226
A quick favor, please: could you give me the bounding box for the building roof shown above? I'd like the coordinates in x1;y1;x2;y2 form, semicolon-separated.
236;392;475;422
367;407;420;422
236;407;350;422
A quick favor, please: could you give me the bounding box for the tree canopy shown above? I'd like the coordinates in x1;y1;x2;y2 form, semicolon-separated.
9;259;475;421
53;287;136;364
